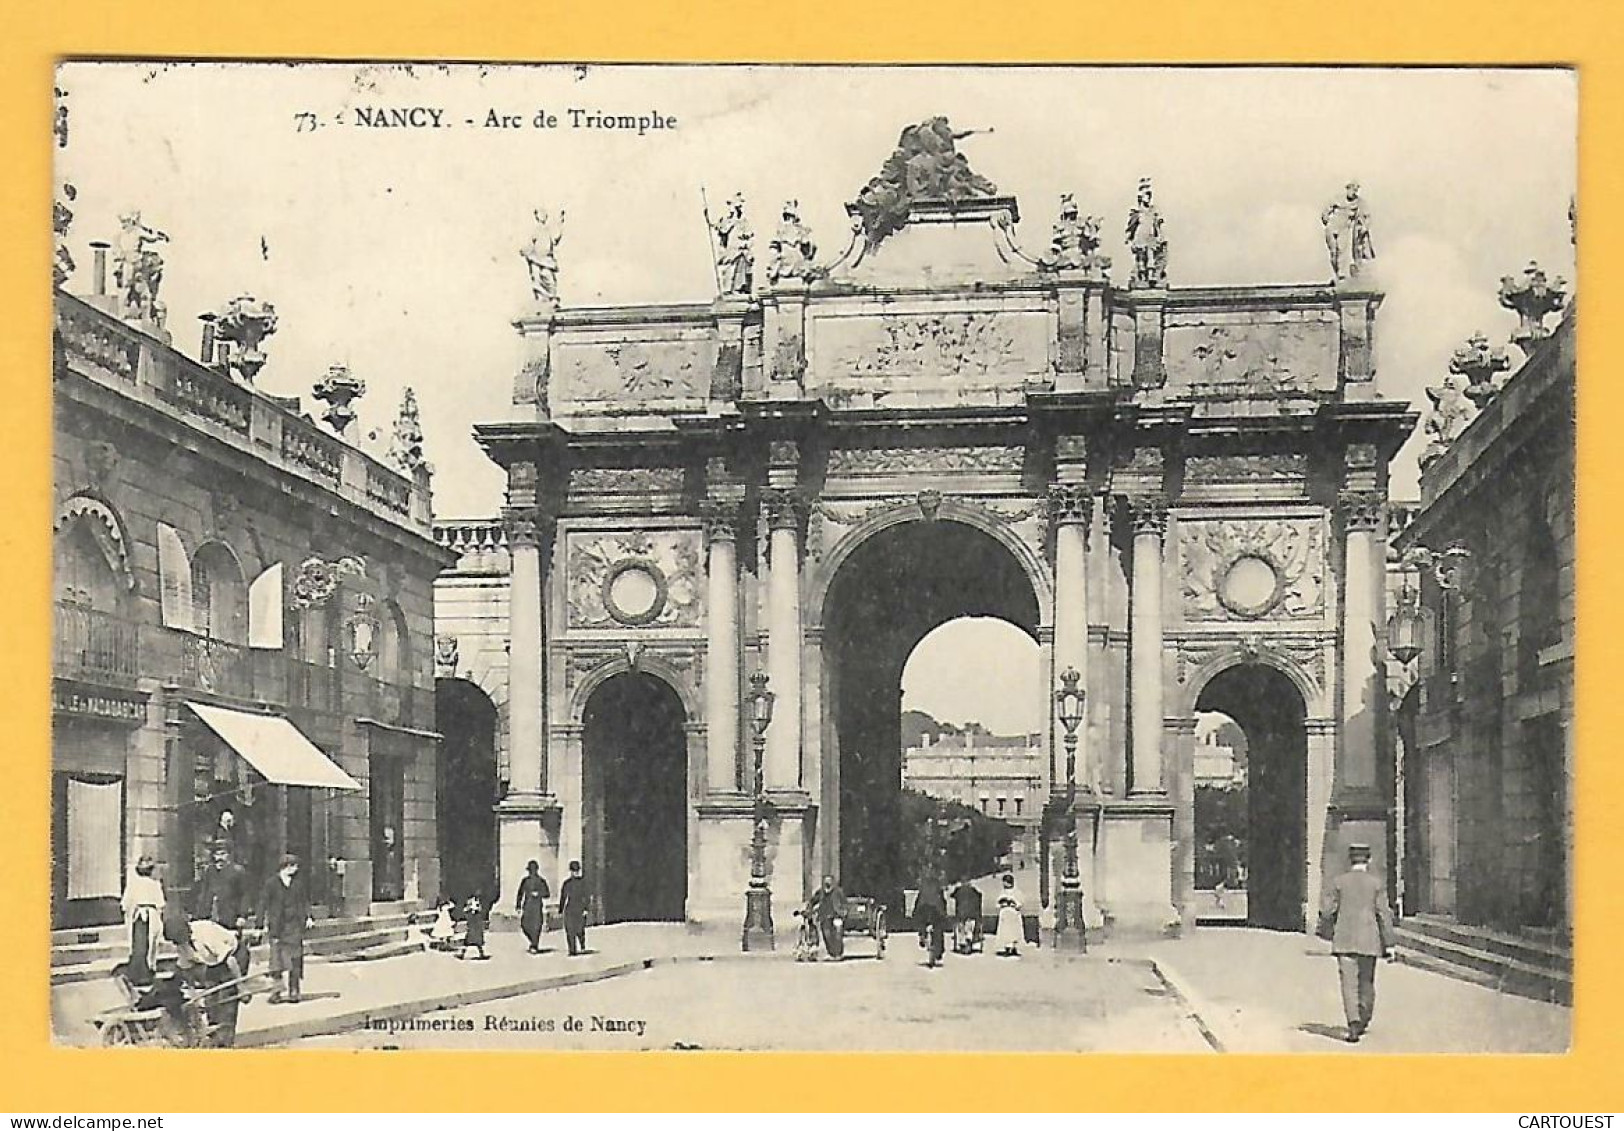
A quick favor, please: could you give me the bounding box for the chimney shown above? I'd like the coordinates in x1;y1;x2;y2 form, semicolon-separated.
198;313;217;366
89;241;110;296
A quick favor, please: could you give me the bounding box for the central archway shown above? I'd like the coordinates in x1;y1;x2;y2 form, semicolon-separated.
1194;663;1308;931
819;518;1043;913
581;671;688;923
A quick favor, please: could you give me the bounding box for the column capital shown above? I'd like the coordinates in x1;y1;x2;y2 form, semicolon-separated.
1338;491;1385;533
501;505;553;547
702;499;742;544
763;487;804;531
1125;496;1168;537
1047;483;1093;530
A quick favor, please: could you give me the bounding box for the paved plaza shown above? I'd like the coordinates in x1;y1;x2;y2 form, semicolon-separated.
52;922;1566;1053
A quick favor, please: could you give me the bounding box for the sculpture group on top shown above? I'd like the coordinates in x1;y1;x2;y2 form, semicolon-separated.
113;209;170;325
1321;182;1375;282
851;117;998;249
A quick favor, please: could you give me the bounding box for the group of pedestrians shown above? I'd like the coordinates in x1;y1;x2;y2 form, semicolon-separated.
115;840;315;1046
913;872;1029;967
512;859;591;957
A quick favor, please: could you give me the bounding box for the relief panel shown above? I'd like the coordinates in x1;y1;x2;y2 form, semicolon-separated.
564;529;705;629
1179;516;1326;622
553;337;714;404
1163;320;1337;394
810;308;1050;388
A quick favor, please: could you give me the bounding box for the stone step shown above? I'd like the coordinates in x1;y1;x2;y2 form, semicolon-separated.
1402;914;1570;966
52;913;421;986
1395;924;1571;1005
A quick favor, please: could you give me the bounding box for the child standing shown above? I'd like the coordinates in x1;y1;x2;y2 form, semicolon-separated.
458;895;489;960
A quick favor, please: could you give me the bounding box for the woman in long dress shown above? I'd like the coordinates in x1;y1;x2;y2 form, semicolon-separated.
993;872;1024;957
119;854;166;983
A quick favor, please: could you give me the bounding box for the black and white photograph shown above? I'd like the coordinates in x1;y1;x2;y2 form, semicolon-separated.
48;61;1576;1054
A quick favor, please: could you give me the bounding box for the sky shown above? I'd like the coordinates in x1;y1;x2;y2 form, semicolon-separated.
55;63;1577;732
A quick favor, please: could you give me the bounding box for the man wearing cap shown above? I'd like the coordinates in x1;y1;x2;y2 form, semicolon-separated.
193;839;253;977
261;854;314;1003
1321;842;1397;1043
559;861;589;958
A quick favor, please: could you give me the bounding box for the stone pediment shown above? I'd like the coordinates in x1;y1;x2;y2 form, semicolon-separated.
833;197;1027;287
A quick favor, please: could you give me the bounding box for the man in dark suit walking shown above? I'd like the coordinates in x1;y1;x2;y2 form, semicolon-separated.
559;860;588;957
261;853;314;1003
1321;842;1397;1042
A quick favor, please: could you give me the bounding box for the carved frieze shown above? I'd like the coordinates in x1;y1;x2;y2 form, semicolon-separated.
814;310;1048;383
1164;322;1336;393
1180;517;1326;621
1185;454;1307;482
567;467;685;495
554;339;712;402
565;529;704;629
826;445;1024;477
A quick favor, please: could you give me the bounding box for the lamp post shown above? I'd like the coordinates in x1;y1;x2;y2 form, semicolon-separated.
742;669;776;951
1052;666;1087;950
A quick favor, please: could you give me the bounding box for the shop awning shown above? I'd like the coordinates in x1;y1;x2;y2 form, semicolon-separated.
188;703;362;791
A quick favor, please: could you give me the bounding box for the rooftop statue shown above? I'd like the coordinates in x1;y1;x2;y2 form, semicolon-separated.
113;210;170;325
1125;177;1168;288
766;200;818;284
712;192;755;296
1049;193;1103;271
851;117;998;249
1420;373;1477;468
1321;181;1375;282
521;208;566;303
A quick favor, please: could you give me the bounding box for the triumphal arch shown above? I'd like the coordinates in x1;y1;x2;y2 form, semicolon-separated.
471;120;1415;938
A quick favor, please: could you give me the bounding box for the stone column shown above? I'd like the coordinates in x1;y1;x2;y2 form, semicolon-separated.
1049;484;1091;788
764;488;802;791
495;500;554;903
1338;493;1385;795
704;503;741;793
1128;498;1168;796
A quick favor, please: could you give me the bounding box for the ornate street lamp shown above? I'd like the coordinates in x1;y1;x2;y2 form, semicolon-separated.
742;669;776;951
1052;666;1087;950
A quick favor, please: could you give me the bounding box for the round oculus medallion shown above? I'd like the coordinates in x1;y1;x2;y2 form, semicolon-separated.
603;559;668;626
1218;554;1280;618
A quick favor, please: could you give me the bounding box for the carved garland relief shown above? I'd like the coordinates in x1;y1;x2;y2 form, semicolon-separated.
825;445;1024;477
1179;518;1325;621
554;340;713;402
565;530;704;629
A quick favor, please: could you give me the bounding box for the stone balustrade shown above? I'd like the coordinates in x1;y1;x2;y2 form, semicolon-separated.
55;292;431;536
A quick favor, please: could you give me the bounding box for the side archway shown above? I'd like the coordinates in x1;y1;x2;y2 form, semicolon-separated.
435;677;500;905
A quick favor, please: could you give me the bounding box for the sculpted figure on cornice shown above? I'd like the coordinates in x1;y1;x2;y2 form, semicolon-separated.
1125;177;1168;289
712;193;755;297
566;530;704;629
521;208;566;303
767;200;818;284
1180;518;1325;621
112;210;170;325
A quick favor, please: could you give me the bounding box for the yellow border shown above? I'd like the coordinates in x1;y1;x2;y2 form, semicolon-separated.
5;0;1621;1112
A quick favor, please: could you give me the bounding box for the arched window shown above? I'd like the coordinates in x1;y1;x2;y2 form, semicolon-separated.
189;542;247;644
56;518;122;611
